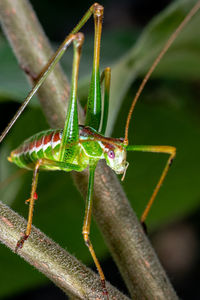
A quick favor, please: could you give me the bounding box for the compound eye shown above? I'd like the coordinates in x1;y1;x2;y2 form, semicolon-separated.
108;150;115;159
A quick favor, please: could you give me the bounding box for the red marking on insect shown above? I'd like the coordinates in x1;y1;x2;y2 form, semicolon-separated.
36;138;43;148
103;143;115;152
53;132;60;142
33;192;38;200
44;133;53;145
28;141;35;151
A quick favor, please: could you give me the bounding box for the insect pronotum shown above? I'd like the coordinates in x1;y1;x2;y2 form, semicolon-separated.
1;1;200;298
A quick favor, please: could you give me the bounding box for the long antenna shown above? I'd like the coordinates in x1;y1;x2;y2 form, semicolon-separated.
124;0;200;145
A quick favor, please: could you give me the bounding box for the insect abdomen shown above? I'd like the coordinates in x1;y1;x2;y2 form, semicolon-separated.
8;129;62;170
9;125;107;171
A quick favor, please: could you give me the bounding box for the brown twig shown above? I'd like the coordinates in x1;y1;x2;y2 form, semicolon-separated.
0;0;179;299
0;201;129;299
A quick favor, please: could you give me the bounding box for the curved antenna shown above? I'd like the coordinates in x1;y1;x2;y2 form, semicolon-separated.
124;0;200;145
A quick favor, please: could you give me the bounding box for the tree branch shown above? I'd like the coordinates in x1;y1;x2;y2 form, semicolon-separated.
0;201;129;299
0;0;178;299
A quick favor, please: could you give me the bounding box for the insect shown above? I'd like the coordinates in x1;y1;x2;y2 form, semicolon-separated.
1;1;200;298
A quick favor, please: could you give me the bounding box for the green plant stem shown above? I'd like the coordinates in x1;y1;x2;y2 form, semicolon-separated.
0;0;178;299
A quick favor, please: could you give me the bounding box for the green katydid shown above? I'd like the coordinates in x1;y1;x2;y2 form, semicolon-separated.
1;1;200;298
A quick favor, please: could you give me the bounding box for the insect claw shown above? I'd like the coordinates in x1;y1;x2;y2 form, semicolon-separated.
15;234;29;253
101;279;109;299
141;221;148;235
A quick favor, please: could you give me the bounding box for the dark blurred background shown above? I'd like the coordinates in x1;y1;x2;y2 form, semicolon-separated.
1;0;200;299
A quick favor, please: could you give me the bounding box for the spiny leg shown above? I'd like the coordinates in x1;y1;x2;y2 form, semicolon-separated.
82;164;108;298
59;32;84;161
15;158;83;252
100;67;111;135
126;145;176;223
0;33;77;144
0;34;76;143
57;31;110;294
85;4;104;131
0;3;104;143
15;159;41;251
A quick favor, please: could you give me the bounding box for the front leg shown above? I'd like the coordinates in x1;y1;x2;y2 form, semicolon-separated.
15;159;41;252
15;158;82;252
127;145;176;223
